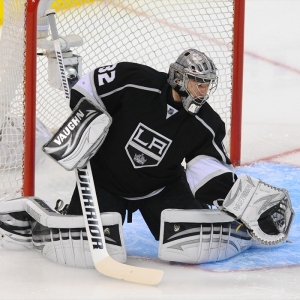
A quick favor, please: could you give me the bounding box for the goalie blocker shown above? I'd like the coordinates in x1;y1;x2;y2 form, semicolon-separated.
43;98;112;171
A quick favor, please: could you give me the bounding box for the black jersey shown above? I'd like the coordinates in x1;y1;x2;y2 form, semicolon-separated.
70;62;231;198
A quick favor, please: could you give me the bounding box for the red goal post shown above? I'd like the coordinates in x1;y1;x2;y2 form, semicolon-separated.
0;0;245;202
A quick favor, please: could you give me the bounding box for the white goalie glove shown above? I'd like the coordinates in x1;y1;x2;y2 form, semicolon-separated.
43;98;112;170
216;174;294;245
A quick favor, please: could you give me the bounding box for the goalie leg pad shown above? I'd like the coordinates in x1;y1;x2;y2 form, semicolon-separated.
43;98;112;171
158;209;252;264
219;174;295;245
31;222;93;268
0;197;127;267
32;211;127;268
0;211;33;250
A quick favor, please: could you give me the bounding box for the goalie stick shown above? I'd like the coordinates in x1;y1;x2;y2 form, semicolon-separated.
46;9;163;285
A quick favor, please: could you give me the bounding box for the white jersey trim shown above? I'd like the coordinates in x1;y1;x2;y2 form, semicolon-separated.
90;71;108;110
99;84;162;98
186;155;234;196
195;115;227;163
73;72;107;110
123;186;165;200
73;72;95;99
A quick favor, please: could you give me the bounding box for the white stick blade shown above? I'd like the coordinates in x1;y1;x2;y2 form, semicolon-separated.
95;256;163;285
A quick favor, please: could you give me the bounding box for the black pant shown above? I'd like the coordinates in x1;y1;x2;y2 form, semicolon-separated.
67;174;207;240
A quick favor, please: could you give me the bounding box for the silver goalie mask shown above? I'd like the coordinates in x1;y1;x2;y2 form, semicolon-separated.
167;49;218;115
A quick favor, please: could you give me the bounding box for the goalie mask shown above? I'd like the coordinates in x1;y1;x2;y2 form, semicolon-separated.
167;49;218;115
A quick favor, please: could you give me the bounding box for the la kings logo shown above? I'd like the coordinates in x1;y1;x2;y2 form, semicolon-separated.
125;123;172;168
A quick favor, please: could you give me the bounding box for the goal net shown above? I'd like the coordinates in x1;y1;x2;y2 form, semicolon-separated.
0;0;244;204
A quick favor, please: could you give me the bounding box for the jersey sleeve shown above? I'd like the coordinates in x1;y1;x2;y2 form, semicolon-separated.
185;108;236;206
186;110;231;165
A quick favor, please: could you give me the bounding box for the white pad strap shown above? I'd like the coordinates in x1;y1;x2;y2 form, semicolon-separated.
158;209;252;264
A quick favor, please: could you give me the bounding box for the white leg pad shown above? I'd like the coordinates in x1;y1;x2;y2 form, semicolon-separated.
0;197;127;267
0;212;33;250
32;211;127;268
158;209;253;264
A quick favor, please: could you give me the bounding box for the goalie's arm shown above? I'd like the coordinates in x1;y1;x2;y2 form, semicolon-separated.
70;65;116;113
70;73;106;111
186;155;237;206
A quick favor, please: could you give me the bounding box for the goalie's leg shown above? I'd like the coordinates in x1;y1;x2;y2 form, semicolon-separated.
158;209;252;264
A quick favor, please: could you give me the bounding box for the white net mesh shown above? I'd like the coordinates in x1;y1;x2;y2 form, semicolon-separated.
0;0;235;203
0;0;26;201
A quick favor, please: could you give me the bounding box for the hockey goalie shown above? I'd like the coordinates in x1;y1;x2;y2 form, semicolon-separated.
0;94;294;268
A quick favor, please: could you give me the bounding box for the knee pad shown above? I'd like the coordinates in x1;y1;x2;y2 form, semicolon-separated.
158;209;252;264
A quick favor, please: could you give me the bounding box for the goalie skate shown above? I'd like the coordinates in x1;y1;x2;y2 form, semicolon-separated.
219;174;294;245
